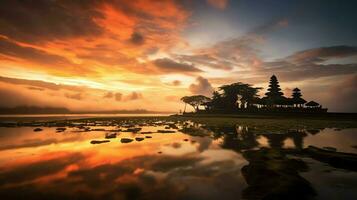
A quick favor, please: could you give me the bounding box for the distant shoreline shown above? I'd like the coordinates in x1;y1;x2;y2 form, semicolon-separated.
0;113;172;122
175;112;357;120
0;106;174;115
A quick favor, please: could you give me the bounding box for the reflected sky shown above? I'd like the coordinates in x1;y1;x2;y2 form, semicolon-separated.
0;119;356;199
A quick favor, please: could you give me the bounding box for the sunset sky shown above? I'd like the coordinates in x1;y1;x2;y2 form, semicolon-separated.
0;0;356;112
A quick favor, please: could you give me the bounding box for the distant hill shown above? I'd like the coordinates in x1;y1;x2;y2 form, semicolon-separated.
0;106;70;114
0;106;171;114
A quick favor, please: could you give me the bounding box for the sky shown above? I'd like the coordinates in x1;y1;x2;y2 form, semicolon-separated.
0;0;356;112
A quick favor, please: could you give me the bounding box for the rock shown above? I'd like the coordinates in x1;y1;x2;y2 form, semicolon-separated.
105;132;117;139
122;124;135;128
33;128;43;132
90;140;110;144
121;138;134;143
123;128;142;133
322;146;337;152
183;139;189;142
169;124;179;129
91;128;106;131
56;127;66;132
157;130;175;133
135;137;144;142
145;136;152;138
108;129;120;132
141;131;153;134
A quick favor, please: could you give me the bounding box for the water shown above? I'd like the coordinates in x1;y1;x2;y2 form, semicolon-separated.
0;113;171;122
0;117;356;200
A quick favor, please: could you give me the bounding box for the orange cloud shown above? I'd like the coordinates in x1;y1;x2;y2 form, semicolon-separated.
0;0;190;78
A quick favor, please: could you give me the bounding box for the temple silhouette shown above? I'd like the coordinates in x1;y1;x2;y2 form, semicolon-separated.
181;75;327;113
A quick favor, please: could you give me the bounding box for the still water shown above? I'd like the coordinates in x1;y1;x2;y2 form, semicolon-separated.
0;117;356;200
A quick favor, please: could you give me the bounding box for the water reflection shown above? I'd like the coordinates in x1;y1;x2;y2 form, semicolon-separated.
0;118;356;199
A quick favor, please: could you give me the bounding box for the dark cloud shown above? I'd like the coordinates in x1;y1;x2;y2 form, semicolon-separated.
174;53;233;70
287;45;357;64
125;92;142;101
189;76;214;96
64;93;82;100
129;32;145;45
257;45;357;82
0;38;82;71
153;58;202;73
272;63;357;82
174;37;260;72
115;92;123;101
103;92;114;98
103;91;140;101
172;80;181;86
0;76;83;91
223;45;357;85
27;87;45;91
0;0;103;43
237;62;357;84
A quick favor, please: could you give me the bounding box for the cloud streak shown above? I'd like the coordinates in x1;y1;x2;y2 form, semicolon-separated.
153;58;203;74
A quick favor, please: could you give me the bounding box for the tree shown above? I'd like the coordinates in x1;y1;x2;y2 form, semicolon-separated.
180;96;190;113
265;75;284;106
219;82;262;109
210;91;224;110
181;95;211;112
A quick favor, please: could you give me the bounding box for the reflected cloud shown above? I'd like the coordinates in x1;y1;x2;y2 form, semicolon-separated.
0;118;356;199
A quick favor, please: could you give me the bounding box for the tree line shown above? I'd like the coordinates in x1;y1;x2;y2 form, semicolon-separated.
181;75;326;113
